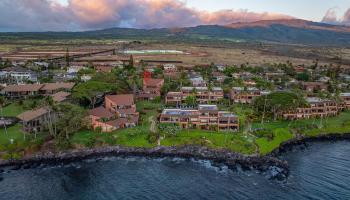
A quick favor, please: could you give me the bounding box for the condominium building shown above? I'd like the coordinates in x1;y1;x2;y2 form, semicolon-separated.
160;105;239;131
230;87;262;104
136;78;164;100
165;87;224;105
90;94;139;132
283;97;341;120
340;93;350;109
300;82;328;93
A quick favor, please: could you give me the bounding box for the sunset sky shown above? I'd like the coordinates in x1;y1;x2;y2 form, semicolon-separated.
0;0;349;31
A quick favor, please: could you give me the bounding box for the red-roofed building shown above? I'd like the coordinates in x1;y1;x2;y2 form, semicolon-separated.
89;94;139;132
136;78;164;100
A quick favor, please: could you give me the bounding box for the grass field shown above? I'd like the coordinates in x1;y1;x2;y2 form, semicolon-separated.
0;125;24;146
255;128;294;155
252;111;350;155
2;103;26;117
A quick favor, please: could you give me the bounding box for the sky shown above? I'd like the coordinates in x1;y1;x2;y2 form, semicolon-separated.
0;0;349;32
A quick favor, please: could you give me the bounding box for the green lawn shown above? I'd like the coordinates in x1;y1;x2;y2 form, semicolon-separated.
2;103;26;117
302;111;350;136
0;125;24;146
252;111;350;155
71;126;156;148
255;128;294;155
161;130;256;155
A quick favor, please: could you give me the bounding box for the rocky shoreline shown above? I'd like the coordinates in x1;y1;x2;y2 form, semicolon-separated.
0;145;289;178
268;132;350;157
1;132;350;179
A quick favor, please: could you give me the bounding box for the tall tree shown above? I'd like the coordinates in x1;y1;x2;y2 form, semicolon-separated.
55;103;88;140
65;48;70;68
73;81;116;108
0;96;8;135
42;96;56;137
185;95;197;107
129;55;134;69
253;92;307;121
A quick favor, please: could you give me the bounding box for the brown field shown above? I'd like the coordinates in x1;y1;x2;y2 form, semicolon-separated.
1;40;349;68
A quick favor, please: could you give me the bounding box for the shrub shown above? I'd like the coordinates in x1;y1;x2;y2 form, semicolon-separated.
158;123;181;136
147;133;158;144
253;129;274;141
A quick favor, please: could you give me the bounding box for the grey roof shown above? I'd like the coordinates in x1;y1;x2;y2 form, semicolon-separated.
1;66;34;73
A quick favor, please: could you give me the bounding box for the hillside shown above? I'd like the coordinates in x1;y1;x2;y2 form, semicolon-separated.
1;19;350;46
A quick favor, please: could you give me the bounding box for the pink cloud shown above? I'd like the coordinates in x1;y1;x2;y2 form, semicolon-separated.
0;0;293;31
322;8;350;26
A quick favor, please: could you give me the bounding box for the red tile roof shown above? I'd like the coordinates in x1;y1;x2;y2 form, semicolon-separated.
2;84;44;92
51;91;71;102
17;107;49;122
89;107;114;118
41;82;75;91
143;78;164;87
105;94;134;106
106;116;139;127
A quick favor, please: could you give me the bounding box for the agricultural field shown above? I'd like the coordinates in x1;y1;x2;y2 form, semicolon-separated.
1;39;350;69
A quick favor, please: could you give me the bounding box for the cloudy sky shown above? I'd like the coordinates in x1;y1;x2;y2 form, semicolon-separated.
0;0;349;32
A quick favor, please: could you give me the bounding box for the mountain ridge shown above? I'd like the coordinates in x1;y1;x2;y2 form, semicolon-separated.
1;19;350;46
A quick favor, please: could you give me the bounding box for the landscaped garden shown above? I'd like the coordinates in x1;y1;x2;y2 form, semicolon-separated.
1;94;350;158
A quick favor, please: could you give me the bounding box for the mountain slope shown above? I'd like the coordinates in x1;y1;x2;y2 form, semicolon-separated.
1;19;350;46
225;19;350;33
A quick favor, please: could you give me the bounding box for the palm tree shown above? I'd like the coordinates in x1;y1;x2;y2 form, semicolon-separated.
43;96;56;137
0;96;8;135
131;73;139;95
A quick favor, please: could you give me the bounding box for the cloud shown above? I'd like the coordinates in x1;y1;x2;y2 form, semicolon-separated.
342;9;350;24
322;8;350;26
0;0;293;31
322;8;339;24
0;0;75;31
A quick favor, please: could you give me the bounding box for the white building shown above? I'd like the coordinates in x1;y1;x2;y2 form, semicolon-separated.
0;66;37;84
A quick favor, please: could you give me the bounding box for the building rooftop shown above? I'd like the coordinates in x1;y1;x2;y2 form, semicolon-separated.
1;66;34;73
51;91;71;102
218;111;238;118
182;87;207;91
232;87;259;91
162;109;199;116
105;94;135;106
17;107;49;122
89;106;114;118
41;82;75;91
2;84;44;92
340;93;350;97
306;97;331;103
144;78;164;87
212;87;223;91
198;105;218;110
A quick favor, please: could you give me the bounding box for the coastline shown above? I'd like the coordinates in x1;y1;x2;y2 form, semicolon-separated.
0;145;289;178
1;132;350;178
268;132;350;157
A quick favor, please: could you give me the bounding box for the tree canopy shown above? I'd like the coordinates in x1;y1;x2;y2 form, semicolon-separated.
73;81;116;108
55;103;88;141
253;91;308;120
